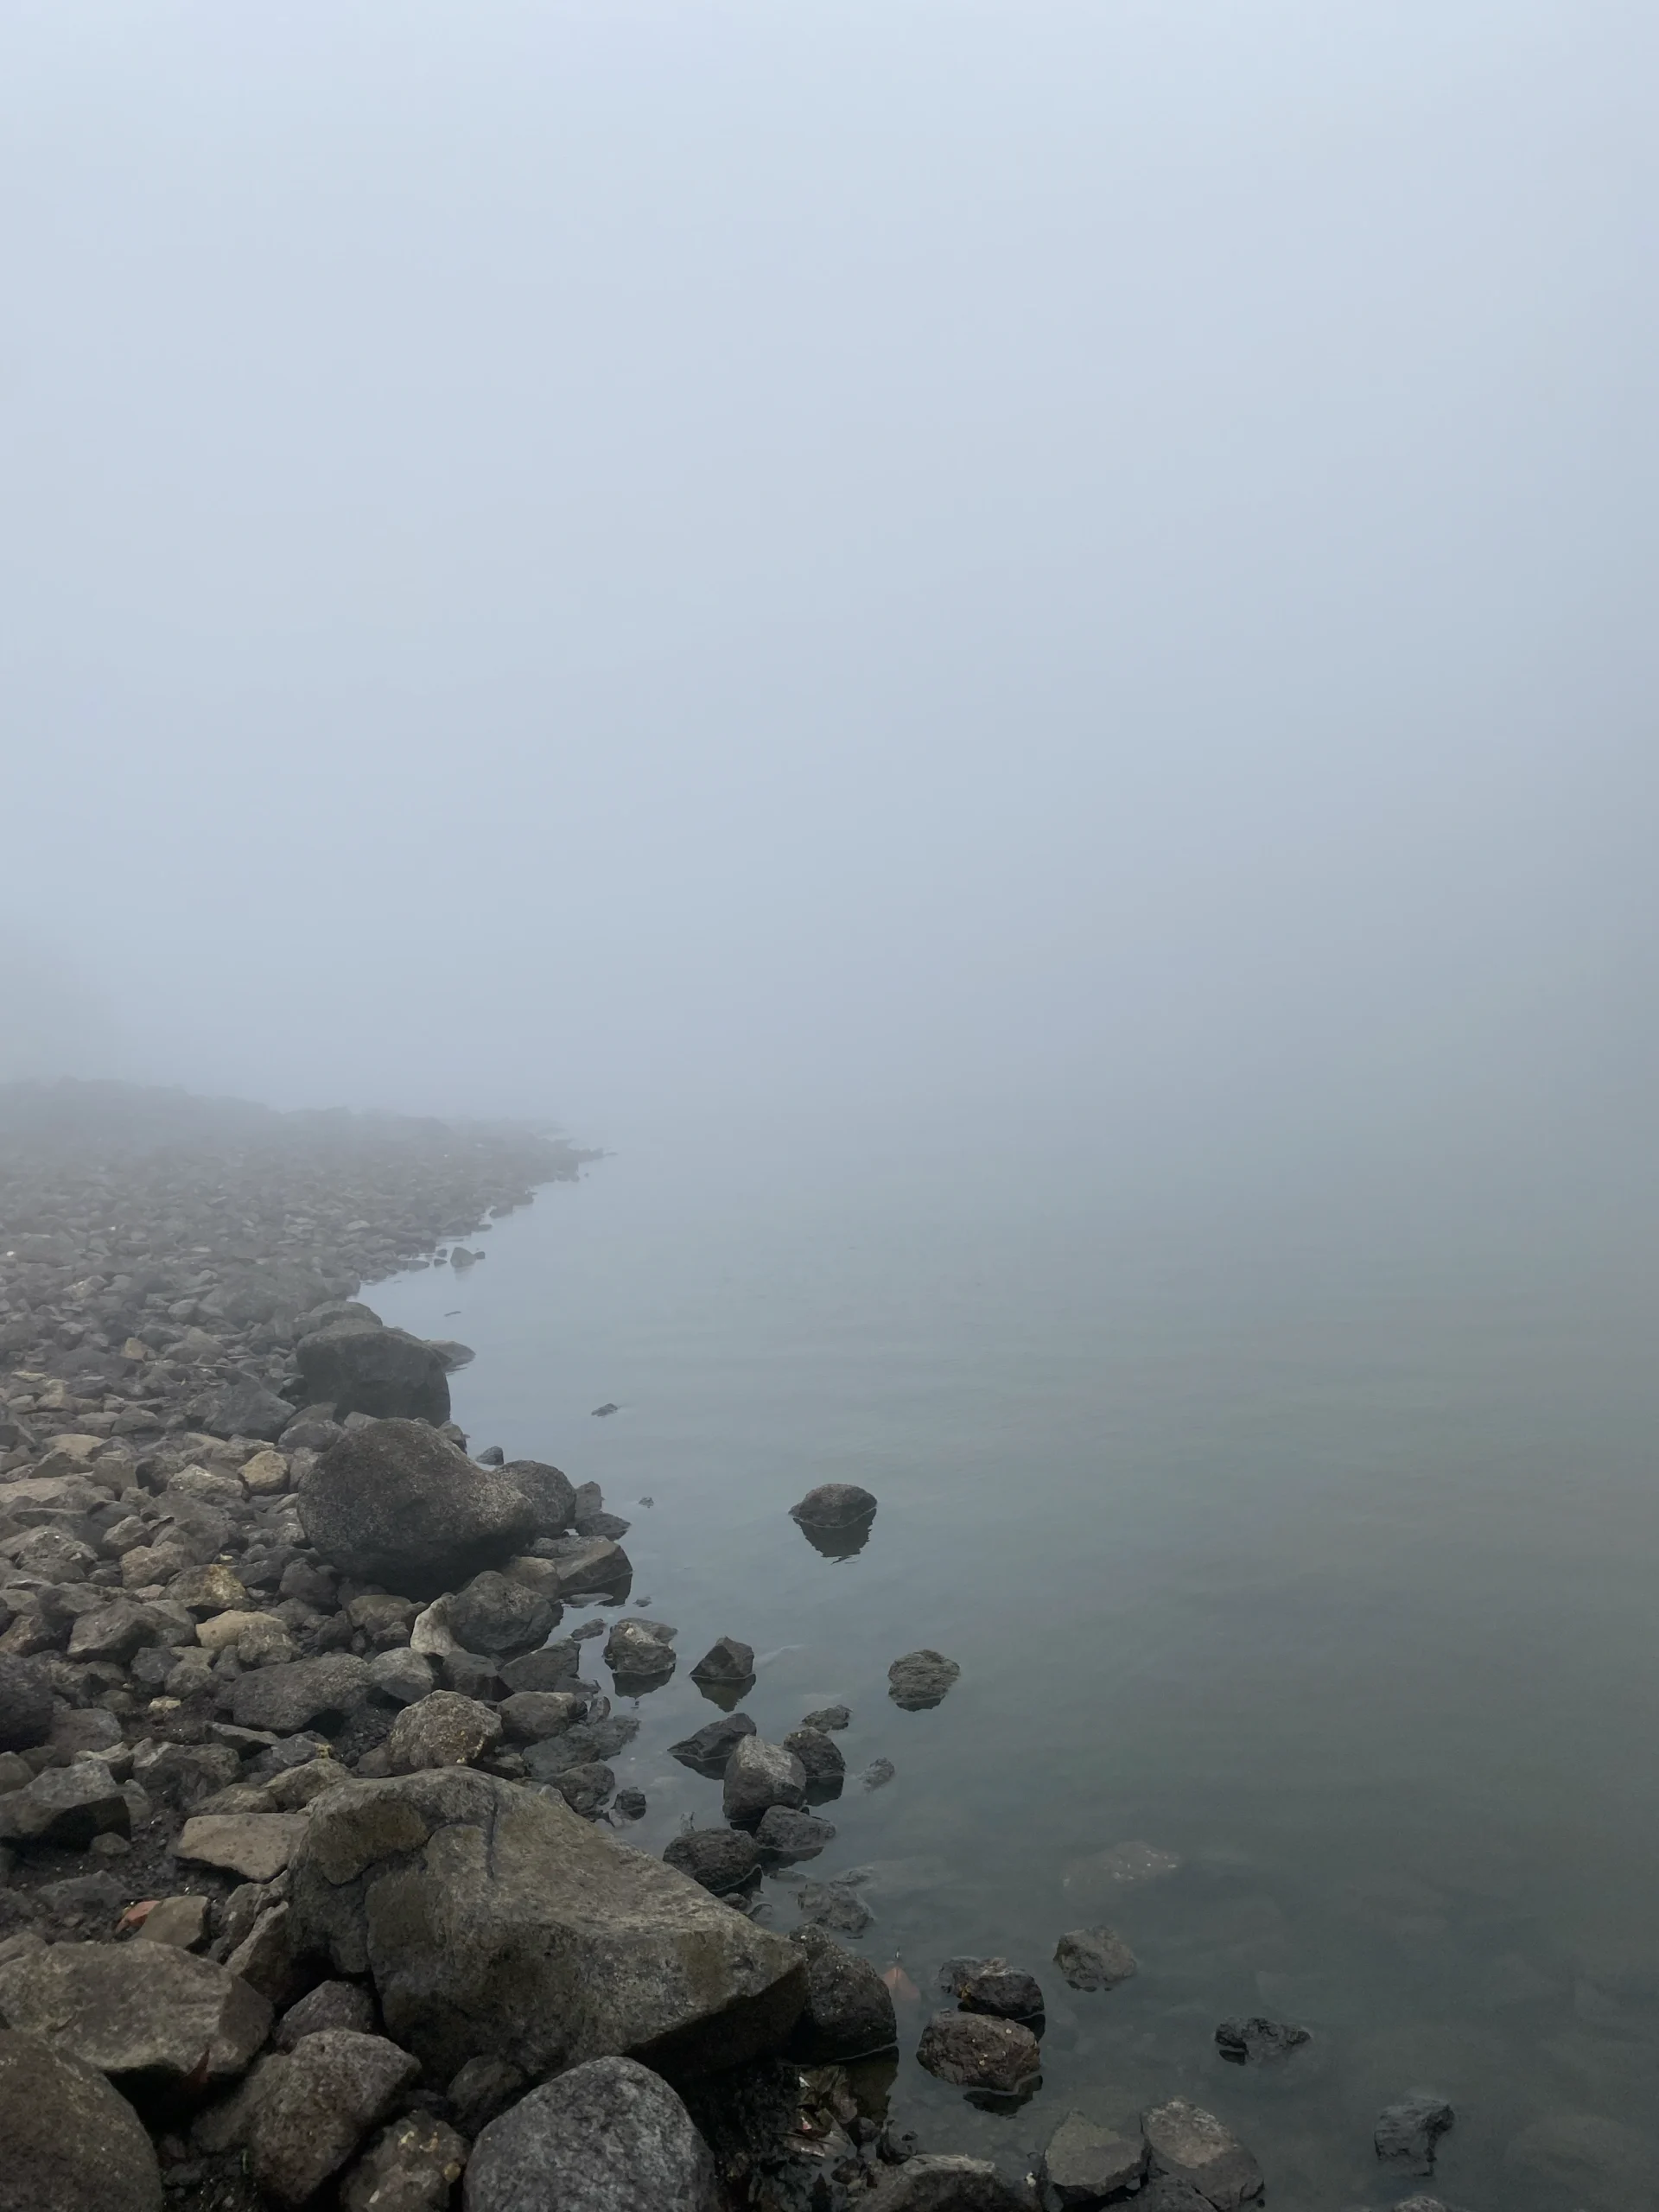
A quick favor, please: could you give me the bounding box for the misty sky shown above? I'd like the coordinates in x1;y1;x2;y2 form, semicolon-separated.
4;3;1656;1176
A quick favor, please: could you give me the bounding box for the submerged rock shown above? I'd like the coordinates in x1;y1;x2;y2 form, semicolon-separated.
1142;2100;1263;2210
1375;2094;1455;2173
1216;2014;1309;2063
464;2056;719;2212
1041;2109;1148;2206
1053;1925;1137;1992
887;1650;960;1710
866;2157;1035;2210
797;1879;872;1935
298;1421;537;1598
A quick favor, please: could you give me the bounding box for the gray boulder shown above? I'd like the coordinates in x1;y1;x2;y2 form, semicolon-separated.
385;1690;502;1771
887;1649;959;1710
499;1690;584;1743
295;1323;451;1426
753;1807;836;1861
369;1647;437;1705
781;1725;844;1790
1040;2110;1147;2206
0;1940;271;2098
1053;1924;1137;1992
1141;2100;1263;2209
231;1650;372;1733
298;1421;537;1597
501;1459;576;1536
915;2011;1041;2094
497;1642;582;1695
194;1372;296;1442
275;1979;378;2048
786;1925;897;2061
464;2056;719;2212
0;2028;164;2212
0;1655;54;1751
0;1760;130;1848
689;1637;754;1685
663;1828;761;1895
287;1768;806;2081
722;1736;806;1825
445;1572;560;1656
198;2029;421;2207
789;1484;876;1529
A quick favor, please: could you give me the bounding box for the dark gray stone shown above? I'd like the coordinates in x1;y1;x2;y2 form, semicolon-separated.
342;2113;469;2212
204;2029;421;2206
887;1649;959;1710
464;2055;719;2212
663;1827;761;1895
497;1642;582;1696
800;1704;850;1732
946;1957;1045;2019
231;1651;372;1734
298;1421;536;1598
1376;2095;1455;2174
797;1879;871;1935
669;1712;756;1775
295;1323;451;1425
782;1726;845;1790
445;1572;560;1657
1040;2109;1147;2208
789;1484;877;1528
1053;1925;1137;1992
867;2157;1037;2209
787;1925;897;2061
689;1637;754;1685
1215;2014;1309;2063
276;1978;378;2048
0;2027;164;2212
195;1372;296;1442
722;1736;806;1825
0;1760;131;1848
0;1939;272;2097
915;2011;1041;2094
754;1806;836;1861
1142;2100;1263;2209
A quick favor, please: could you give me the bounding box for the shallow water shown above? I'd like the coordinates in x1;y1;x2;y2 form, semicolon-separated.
373;1142;1659;2209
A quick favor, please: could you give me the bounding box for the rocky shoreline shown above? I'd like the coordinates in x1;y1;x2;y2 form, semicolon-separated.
0;1083;1458;2212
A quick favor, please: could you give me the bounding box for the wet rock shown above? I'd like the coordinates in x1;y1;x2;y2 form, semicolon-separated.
0;1939;272;2099
797;1879;871;1934
464;2055;719;2212
1142;2100;1263;2210
1040;2109;1147;2207
664;1827;761;1895
790;1484;877;1529
1133;2181;1213;2212
343;2113;468;2212
801;1703;850;1732
0;1759;131;1847
386;1691;503;1773
550;1761;615;1816
787;1925;897;2061
866;2157;1036;2210
232;1651;371;1733
915;2011;1041;2094
519;1714;638;1780
606;1618;676;1683
445;1572;560;1658
1216;2014;1309;2063
670;1711;756;1775
1053;1925;1137;1992
887;1649;960;1710
723;1735;806;1825
369;1646;437;1704
200;2029;421;2206
861;1757;897;1790
944;1957;1045;2020
287;1767;806;2079
298;1421;536;1598
0;2026;165;2212
499;1690;584;1742
612;1788;646;1820
178;1811;311;1881
295;1322;451;1426
1375;2095;1455;2174
1062;1840;1182;1896
275;1978;377;2047
754;1806;837;1861
689;1636;754;1686
1502;2108;1659;2204
782;1724;845;1793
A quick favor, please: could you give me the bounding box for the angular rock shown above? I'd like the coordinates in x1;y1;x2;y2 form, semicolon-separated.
177;1811;311;1882
0;2027;165;2212
296;1323;451;1425
753;1806;836;1861
800;1703;850;1732
298;1421;536;1599
465;2055;718;2212
1216;2014;1309;2064
550;1761;614;1816
231;1651;372;1733
275;1978;378;2048
343;2113;469;2212
789;1484;877;1529
887;1649;959;1710
1376;2095;1455;2174
208;2029;422;2206
670;1712;755;1775
797;1879;871;1935
287;1768;806;2080
137;1894;213;1949
0;1760;130;1848
195;1373;296;1442
1142;2100;1264;2210
1040;2109;1147;2206
1053;1925;1137;1992
867;2156;1036;2209
447;2055;527;2137
444;1572;560;1658
947;1957;1045;2019
663;1827;761;1895
369;1646;437;1705
915;2011;1041;2094
689;1636;754;1685
782;1726;845;1790
0;1939;271;2097
534;1536;631;1599
606;1618;676;1683
787;1925;897;2061
722;1735;806;1825
386;1691;502;1772
500;1459;576;1537
496;1642;582;1695
0;1655;54;1751
499;1690;584;1743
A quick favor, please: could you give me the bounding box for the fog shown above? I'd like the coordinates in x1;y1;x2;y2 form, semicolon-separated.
4;2;1656;1192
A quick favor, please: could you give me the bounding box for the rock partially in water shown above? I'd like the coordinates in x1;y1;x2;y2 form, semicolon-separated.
722;1736;807;1826
797;1879;872;1935
0;2027;164;2212
790;1484;877;1559
782;1725;846;1798
670;1712;756;1777
499;1689;585;1743
800;1703;850;1732
299;1421;536;1598
1040;2109;1148;2206
664;1827;762;1895
1142;2100;1263;2210
1062;1839;1182;1901
754;1806;836;1862
887;1650;960;1711
444;1572;562;1657
502;1459;576;1538
1375;2094;1455;2174
942;1957;1045;2021
295;1321;451;1427
865;2155;1036;2210
1053;1924;1137;1993
915;2012;1041;2097
689;1636;755;1685
786;1925;898;2062
465;2056;719;2212
497;1642;583;1695
861;1758;897;1791
1216;2014;1309;2064
606;1618;677;1685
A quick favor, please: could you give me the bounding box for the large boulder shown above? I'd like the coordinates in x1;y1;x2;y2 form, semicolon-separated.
295;1322;451;1425
501;1459;576;1537
0;2029;164;2212
287;1768;805;2081
298;1421;537;1598
464;2056;719;2212
0;1942;271;2101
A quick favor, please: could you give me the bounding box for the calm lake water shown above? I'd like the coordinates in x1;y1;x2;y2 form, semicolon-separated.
373;1140;1659;2210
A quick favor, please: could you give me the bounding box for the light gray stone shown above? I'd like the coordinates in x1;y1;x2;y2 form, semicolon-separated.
1142;2100;1263;2210
722;1735;805;1825
0;1939;271;2094
464;2056;717;2212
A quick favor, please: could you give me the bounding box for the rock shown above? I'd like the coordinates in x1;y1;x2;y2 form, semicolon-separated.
689;1637;754;1685
801;1704;850;1731
386;1691;503;1772
177;1811;311;1881
1215;2014;1309;2063
447;2055;527;2137
534;1536;632;1599
276;1978;377;2046
464;2055;718;2212
501;1459;576;1537
945;1957;1045;2019
663;1827;761;1894
0;1760;131;1848
195;1373;296;1442
722;1736;806;1825
0;2027;165;2212
0;1939;271;2097
497;1642;582;1695
887;1649;959;1710
442;1649;505;1700
298;1421;536;1598
790;1484;877;1529
296;1323;451;1426
1062;1840;1182;1896
66;1596;162;1662
861;1758;896;1790
1039;2109;1147;2207
797;1879;871;1935
232;1651;372;1732
0;1655;54;1751
136;1893;213;1948
287;1768;806;2080
866;2155;1036;2209
1135;2186;1213;2212
787;1925;897;2060
1141;2100;1263;2209
369;1646;437;1704
915;2011;1041;2094
1375;2095;1455;2174
551;1761;615;1816
606;1618;676;1683
242;1447;291;1495
208;2029;422;2206
343;2114;469;2212
754;1806;836;1860
1053;1925;1137;1992
782;1726;845;1791
499;1690;584;1742
445;1573;560;1657
132;1738;242;1807
670;1712;756;1775
1503;2108;1659;2204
